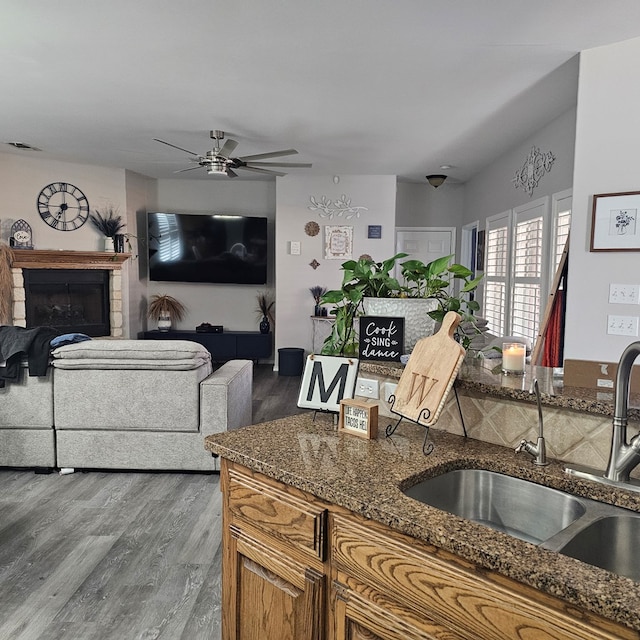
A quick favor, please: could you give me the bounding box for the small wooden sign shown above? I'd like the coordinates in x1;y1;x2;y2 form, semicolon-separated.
358;316;404;362
339;398;378;439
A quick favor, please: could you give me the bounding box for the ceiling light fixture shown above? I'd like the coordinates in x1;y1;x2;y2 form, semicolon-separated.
426;174;447;188
5;142;41;151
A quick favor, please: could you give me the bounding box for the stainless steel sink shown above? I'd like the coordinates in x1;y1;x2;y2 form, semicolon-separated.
557;516;640;581
403;469;586;544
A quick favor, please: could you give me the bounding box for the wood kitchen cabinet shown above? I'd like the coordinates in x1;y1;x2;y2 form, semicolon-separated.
220;460;637;640
221;462;328;640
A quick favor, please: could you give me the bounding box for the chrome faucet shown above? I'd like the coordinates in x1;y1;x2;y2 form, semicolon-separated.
515;379;550;466
604;341;640;483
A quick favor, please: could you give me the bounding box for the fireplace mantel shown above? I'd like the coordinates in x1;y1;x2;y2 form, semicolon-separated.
11;249;130;270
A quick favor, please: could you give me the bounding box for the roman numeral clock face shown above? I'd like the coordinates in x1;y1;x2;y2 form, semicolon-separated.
37;182;90;231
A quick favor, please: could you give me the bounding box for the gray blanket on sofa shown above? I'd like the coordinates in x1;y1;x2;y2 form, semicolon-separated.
0;326;61;386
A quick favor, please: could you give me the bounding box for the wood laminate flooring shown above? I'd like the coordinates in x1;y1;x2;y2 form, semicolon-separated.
0;364;307;640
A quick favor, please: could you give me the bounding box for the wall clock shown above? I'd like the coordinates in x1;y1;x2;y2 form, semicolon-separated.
37;182;90;231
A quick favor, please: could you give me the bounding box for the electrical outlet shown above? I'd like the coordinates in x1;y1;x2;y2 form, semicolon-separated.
356;376;379;399
607;315;640;336
382;382;398;403
609;284;640;305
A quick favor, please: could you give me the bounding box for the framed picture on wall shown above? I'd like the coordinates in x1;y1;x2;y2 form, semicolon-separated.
324;225;353;260
591;191;640;251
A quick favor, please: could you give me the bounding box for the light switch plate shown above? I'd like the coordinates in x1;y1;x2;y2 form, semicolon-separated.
609;284;640;304
607;314;640;336
290;241;301;255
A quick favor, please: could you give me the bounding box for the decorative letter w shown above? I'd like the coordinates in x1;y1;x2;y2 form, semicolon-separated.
408;372;438;405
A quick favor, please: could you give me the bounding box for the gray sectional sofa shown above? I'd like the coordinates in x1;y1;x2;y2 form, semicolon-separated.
0;339;253;471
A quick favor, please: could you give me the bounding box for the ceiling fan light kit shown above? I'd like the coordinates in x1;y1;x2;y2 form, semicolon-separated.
154;129;311;178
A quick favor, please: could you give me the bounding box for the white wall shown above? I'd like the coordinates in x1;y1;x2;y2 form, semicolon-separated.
0;152;127;251
147;179;276;333
275;175;397;363
461;107;577;227
565;37;640;363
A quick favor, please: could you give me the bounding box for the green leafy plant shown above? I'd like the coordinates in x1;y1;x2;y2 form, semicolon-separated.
320;253;483;355
89;207;125;238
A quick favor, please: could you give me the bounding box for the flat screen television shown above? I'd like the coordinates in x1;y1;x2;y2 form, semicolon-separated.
147;212;268;284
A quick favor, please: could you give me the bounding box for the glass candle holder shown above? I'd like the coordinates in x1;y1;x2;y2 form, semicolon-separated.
502;342;525;375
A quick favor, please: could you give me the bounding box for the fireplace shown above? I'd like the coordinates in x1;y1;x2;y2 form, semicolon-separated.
23;269;110;336
10;250;130;338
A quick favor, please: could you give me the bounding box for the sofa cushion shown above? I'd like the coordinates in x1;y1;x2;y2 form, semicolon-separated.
51;356;210;370
51;339;210;362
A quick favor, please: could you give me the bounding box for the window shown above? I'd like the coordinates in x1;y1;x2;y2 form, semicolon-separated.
480;191;571;346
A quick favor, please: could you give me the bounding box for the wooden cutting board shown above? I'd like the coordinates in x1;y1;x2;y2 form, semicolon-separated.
392;311;465;426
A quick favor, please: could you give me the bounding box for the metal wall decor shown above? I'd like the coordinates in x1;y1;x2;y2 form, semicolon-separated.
308;194;368;219
512;145;555;196
304;221;320;236
309;259;320;270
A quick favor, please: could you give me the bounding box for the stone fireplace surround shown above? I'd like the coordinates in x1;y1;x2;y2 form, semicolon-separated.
10;249;129;338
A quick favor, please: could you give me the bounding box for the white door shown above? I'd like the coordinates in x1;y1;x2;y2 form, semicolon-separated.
395;227;455;275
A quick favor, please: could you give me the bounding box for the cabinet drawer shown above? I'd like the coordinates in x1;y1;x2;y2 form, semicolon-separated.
227;468;327;561
332;514;631;640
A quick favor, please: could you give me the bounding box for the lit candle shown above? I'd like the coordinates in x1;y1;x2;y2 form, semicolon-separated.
502;342;526;374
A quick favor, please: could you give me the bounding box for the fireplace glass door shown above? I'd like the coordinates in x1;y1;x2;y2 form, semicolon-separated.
23;269;110;336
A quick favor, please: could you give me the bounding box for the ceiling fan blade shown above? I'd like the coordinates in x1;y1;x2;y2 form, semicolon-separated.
246;161;312;168
154;138;201;157
218;139;239;158
226;168;239;178
240;166;287;177
173;166;203;173
237;149;298;162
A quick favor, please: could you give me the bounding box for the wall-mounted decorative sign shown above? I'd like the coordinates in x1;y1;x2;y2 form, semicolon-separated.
359;316;404;362
297;354;359;412
591;190;640;251
339;398;378;439
304;221;320;236
308;194;369;219
10;219;33;249
324;225;353;260
367;225;382;239
512;145;555;196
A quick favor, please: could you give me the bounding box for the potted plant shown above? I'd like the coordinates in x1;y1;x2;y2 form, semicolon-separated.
147;294;187;332
89;207;127;252
309;286;327;316
320;254;406;355
256;291;275;334
320;253;483;355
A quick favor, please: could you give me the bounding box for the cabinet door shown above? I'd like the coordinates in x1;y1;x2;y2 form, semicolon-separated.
334;580;463;640
223;525;325;640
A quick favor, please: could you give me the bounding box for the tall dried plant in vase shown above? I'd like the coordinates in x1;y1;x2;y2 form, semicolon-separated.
0;243;14;325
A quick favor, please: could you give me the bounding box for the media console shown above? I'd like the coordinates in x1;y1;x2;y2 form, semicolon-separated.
141;330;272;363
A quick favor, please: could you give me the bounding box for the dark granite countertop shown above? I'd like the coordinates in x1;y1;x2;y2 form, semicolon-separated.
206;414;640;633
360;359;640;422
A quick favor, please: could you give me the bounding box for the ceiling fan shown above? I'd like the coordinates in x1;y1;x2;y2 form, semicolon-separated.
153;130;312;178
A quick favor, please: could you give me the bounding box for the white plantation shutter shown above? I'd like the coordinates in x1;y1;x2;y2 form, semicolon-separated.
483;212;511;336
510;198;548;344
481;196;560;344
552;190;572;276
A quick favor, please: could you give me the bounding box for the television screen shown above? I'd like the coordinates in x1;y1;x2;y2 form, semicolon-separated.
148;212;268;284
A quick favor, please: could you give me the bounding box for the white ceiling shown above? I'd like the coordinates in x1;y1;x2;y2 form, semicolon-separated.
2;1;640;184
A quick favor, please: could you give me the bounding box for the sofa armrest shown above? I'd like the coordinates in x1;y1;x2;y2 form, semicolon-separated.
200;359;253;436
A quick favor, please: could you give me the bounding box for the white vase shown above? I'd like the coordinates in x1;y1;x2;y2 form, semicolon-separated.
104;236;115;252
157;316;172;332
363;297;438;353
